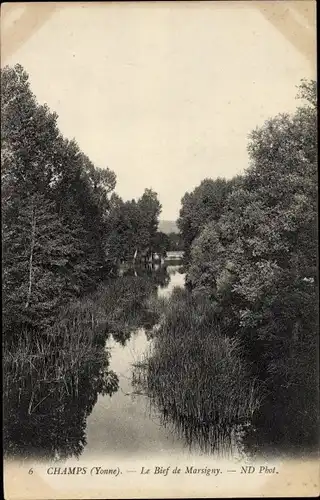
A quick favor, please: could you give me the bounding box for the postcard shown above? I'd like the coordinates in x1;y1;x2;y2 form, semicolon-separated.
2;1;318;498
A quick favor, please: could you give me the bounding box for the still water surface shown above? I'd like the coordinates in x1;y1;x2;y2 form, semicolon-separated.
82;268;247;460
5;265;312;462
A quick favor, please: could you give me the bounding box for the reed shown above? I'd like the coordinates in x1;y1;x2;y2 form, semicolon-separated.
139;288;263;435
4;275;157;400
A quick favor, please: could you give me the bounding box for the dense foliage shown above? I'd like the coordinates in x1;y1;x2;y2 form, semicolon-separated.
1;65;167;459
166;231;184;251
105;189;163;265
2;64;164;343
177;80;318;446
177;177;239;264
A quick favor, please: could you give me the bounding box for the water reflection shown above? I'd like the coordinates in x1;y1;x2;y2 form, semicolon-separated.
5;264;308;462
120;264;171;289
132;361;249;461
81;330;189;458
83;266;249;460
3;347;118;460
3;265;172;461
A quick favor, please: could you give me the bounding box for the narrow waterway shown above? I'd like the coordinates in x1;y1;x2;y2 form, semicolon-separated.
82;267;248;460
3;265;251;462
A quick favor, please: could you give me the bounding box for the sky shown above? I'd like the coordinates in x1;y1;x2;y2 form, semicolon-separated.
1;2;316;220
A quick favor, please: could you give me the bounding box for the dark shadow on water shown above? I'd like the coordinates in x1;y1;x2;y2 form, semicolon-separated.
121;264;171;289
3;266;171;460
132;363;251;459
3;348;119;461
241;383;319;459
132;360;318;460
4;266;316;461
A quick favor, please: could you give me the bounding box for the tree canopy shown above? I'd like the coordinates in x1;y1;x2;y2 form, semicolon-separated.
177;177;238;264
180;80;318;436
1;64;163;340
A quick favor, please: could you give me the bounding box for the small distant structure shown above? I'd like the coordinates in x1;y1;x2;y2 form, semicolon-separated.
164;251;183;264
123;248;184;269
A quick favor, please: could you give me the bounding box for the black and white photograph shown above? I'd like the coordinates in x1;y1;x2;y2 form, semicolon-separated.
2;1;318;498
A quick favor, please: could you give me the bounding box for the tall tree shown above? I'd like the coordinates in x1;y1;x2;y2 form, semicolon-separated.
152;231;170;259
3;192;86;338
187;79;318;372
177;177;237;264
105;189;162;264
137;188;162;260
1;64;117;339
182;79;318;443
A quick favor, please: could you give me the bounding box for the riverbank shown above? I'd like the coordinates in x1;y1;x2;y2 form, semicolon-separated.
82;266;252;460
141;284;318;458
139;287;262;453
4;266;317;461
3;273;162;460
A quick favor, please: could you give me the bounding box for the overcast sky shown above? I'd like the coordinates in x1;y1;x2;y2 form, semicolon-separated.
2;2;316;220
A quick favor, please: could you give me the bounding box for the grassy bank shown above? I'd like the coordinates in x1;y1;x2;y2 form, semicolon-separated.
138;287;263;449
3;274;161;458
4;274;158;386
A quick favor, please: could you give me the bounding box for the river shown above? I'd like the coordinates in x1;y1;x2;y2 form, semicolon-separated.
81;267;247;461
5;265;311;464
3;266;250;462
82;269;189;458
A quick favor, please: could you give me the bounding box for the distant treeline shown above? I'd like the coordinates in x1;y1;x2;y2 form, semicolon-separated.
173;79;318;445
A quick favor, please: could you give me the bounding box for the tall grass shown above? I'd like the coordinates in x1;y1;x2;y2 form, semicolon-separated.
4;275;157;392
3;326;118;459
4;275;158;459
136;287;263;451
